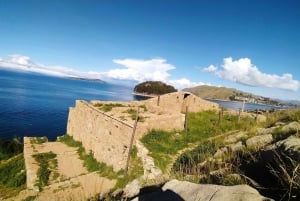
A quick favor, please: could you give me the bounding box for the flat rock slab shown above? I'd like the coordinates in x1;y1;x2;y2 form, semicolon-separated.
133;179;273;201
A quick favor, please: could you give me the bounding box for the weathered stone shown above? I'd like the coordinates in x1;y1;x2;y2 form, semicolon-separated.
256;114;267;122
132;179;273;201
224;131;248;144
227;141;245;152
275;122;285;126
281;121;300;133
276;136;300;159
257;127;278;135
213;147;228;158
246;134;273;149
123;179;141;198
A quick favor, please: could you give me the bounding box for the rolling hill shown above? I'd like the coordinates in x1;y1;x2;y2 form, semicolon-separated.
182;85;252;100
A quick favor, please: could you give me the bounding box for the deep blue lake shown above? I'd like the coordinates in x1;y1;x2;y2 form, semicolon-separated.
206;99;282;111
0;69;134;141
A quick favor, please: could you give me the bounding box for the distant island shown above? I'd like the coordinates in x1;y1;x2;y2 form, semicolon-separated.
183;85;289;106
64;76;105;83
133;81;177;96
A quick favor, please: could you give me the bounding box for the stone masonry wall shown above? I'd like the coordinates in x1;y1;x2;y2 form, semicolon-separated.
67;100;134;171
66;92;219;171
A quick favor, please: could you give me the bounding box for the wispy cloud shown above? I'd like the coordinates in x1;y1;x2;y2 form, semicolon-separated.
0;54;206;89
0;54;102;79
203;57;299;91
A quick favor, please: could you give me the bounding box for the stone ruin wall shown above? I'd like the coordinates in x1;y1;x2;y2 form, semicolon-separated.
143;92;219;113
67;100;134;171
67;92;219;171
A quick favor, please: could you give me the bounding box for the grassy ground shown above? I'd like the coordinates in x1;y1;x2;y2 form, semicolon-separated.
141;110;258;171
169;109;300;192
0;154;26;198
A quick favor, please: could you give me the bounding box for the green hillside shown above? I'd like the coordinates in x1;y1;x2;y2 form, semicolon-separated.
134;81;177;95
182;85;250;100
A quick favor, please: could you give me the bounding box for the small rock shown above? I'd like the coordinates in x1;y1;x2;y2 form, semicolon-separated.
123;179;141;198
275;122;285;126
281;121;300;133
276;136;300;159
224;131;248;144
246;134;273;149
257;127;277;135
132;179;274;201
227;141;245;152
214;147;228;158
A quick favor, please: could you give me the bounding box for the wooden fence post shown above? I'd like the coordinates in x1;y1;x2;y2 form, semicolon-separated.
184;106;189;134
125;108;139;175
157;95;160;106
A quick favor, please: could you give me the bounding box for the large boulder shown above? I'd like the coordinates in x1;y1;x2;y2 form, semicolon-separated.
133;179;273;201
276;136;300;160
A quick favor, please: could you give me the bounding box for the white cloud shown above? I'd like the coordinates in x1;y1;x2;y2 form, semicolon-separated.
0;54;210;89
203;64;217;72
204;57;299;91
168;78;207;89
0;54;103;79
105;58;175;82
10;54;33;66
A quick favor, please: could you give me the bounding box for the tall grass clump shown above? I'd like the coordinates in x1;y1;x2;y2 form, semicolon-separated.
0;137;23;160
0;154;26;198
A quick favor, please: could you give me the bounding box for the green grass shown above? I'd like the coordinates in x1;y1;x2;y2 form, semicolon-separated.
0;154;26;198
0;137;23;160
30;136;48;144
114;146;144;189
32;152;57;191
124;108;145;121
141;110;257;171
94;103;125;112
57;134;82;147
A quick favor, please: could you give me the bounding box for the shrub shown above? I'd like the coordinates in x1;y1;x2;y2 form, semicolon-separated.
0;154;26;188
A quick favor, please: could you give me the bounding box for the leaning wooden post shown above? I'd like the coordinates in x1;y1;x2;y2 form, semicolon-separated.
157;95;160;106
125;108;139;175
255;109;258;122
238;108;241;123
218;108;223;126
184;106;189;134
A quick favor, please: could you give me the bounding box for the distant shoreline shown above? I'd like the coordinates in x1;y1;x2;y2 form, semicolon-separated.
132;92;157;98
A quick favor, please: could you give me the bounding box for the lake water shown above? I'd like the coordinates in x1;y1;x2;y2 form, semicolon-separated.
0;69;134;141
0;69;284;141
206;99;282;111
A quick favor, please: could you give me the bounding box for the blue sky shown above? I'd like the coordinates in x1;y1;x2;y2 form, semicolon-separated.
0;0;300;100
